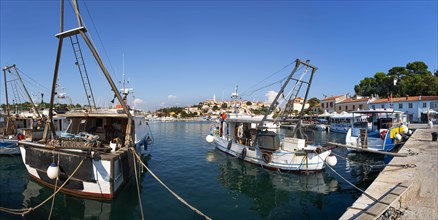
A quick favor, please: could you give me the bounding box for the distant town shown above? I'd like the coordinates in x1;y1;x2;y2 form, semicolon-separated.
152;94;438;123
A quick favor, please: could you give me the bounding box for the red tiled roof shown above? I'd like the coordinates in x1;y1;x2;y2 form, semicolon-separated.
371;96;438;104
339;98;370;104
322;95;343;101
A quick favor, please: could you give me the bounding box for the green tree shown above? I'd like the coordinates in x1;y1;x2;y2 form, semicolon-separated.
221;103;228;109
307;97;320;108
246;101;252;106
354;61;437;97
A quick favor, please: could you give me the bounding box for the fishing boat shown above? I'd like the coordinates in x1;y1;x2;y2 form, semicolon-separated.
328;112;356;133
18;0;153;200
206;59;337;172
345;109;409;152
0;65;44;155
314;118;329;131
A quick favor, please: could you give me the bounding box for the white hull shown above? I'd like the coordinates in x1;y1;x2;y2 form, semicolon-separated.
329;124;350;133
212;136;330;171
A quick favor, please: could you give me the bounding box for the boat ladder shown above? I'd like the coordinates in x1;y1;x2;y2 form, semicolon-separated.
69;34;96;109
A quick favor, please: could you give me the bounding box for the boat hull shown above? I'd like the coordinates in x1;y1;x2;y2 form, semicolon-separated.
0;139;19;155
212;136;330;172
345;128;400;152
19;143;135;200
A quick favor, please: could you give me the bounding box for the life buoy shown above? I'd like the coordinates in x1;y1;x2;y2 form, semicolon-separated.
241;148;247;159
262;153;272;164
380;130;387;140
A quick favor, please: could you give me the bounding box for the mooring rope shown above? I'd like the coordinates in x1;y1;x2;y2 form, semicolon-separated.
132;150;145;220
130;148;212;220
313;150;379;202
0;158;85;216
48;152;60;219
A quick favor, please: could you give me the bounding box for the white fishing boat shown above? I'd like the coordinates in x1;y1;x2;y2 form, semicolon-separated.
328;112;356;133
345;109;409;152
19;0;153;200
206;59;337;172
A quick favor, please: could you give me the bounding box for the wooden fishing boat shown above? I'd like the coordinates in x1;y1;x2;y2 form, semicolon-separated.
19;0;153;200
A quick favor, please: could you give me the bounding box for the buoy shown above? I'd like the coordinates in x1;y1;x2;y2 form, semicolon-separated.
408;130;413;135
205;135;215;143
400;125;408;134
47;162;60;180
326;155;337;166
395;133;402;142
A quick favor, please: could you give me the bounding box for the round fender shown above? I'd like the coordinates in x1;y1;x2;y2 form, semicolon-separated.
227;140;232;150
262;153;272;164
240;148;247;159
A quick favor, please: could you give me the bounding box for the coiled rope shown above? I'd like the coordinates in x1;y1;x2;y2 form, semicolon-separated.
130;148;212;220
0;158;85;216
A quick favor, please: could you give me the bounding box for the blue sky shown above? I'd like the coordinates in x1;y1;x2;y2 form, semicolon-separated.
1;0;437;111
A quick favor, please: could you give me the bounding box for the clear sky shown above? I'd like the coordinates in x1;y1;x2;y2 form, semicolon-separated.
1;0;437;111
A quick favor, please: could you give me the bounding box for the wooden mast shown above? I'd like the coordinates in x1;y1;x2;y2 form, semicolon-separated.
43;0;134;147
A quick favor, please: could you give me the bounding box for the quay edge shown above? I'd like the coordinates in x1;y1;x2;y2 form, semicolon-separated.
340;124;438;219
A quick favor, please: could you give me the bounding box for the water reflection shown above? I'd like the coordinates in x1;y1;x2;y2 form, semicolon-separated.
20;178;114;219
214;150;339;218
345;152;386;181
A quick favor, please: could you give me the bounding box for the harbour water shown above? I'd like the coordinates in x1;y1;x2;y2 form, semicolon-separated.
0;121;388;219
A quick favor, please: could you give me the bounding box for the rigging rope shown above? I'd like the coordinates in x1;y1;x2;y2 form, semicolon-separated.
272;65;309;123
130;148;212;220
240;61;296;97
69;0;116;78
15;67;51;92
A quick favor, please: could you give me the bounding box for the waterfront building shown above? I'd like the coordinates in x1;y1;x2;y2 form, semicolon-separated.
285;97;309;113
320;95;347;113
335;96;374;113
370;96;438;123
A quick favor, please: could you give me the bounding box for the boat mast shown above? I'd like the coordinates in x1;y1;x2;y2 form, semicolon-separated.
231;85;240;114
2;66;12;136
43;0;134;147
255;59;317;137
3;65;42;119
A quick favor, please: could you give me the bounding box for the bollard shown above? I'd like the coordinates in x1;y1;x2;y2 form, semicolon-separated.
432;132;437;141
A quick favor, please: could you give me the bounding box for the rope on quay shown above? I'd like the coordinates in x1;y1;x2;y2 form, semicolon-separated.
0;158;85;217
313;150;379;202
130;148;212;220
132;150;145;220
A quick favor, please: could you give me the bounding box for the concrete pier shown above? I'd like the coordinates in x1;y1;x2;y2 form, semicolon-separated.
340;125;438;219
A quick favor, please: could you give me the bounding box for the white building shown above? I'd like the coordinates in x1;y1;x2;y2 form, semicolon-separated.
370;96;438;123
